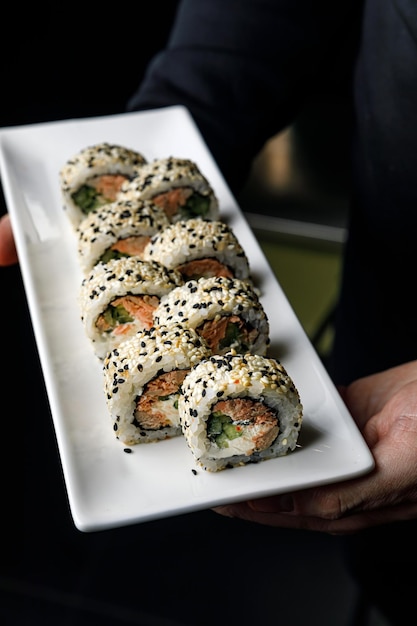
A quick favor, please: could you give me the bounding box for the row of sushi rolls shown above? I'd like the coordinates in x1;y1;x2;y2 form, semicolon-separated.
60;142;303;471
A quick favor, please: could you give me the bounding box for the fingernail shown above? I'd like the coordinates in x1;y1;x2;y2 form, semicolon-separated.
212;506;234;518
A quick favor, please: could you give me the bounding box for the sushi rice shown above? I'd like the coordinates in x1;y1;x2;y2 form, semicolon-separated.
77;197;170;274
179;352;303;471
60;142;147;228
143;217;251;281
117;156;220;223
154;276;270;356
103;324;212;445
79;256;183;359
60;145;304;466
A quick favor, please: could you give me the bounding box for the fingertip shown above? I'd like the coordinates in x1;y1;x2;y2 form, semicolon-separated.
211;506;235;518
0;214;18;266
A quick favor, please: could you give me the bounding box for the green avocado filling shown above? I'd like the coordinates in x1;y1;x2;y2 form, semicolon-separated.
99;248;129;264
219;322;251;353
207;411;244;448
158;394;179;409
179;193;210;219
219;322;240;350
103;303;133;330
72;184;111;214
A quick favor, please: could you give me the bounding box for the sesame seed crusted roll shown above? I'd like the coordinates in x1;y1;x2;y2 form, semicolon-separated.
143;218;251;282
77;197;170;275
79;257;183;359
60;142;147;228
179;352;303;471
103;324;212;445
117;156;220;223
154;276;270;356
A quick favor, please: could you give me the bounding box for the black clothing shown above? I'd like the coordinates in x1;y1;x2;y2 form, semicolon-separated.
128;2;417;624
4;2;417;625
129;0;417;386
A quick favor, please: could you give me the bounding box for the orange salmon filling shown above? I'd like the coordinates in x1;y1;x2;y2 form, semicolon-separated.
152;187;193;219
135;369;190;429
95;294;159;333
197;315;258;354
89;174;129;202
109;235;151;257
212;398;279;451
176;257;234;280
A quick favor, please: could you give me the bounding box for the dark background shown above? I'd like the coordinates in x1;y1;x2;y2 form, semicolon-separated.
1;3;181;127
1;4;360;625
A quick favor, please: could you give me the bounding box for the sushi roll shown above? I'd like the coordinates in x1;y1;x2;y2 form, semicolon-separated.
79;256;183;359
154;276;270;356
77;197;170;274
103;324;212;445
179;352;303;471
143;218;251;281
117;156;220;223
60;142;147;228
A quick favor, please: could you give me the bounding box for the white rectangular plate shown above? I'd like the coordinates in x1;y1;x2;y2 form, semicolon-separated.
0;106;374;532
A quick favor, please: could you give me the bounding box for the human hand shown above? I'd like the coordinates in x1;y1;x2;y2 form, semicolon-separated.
214;360;417;533
0;214;18;266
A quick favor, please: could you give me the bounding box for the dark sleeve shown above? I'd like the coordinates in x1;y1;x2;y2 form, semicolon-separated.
128;0;359;193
